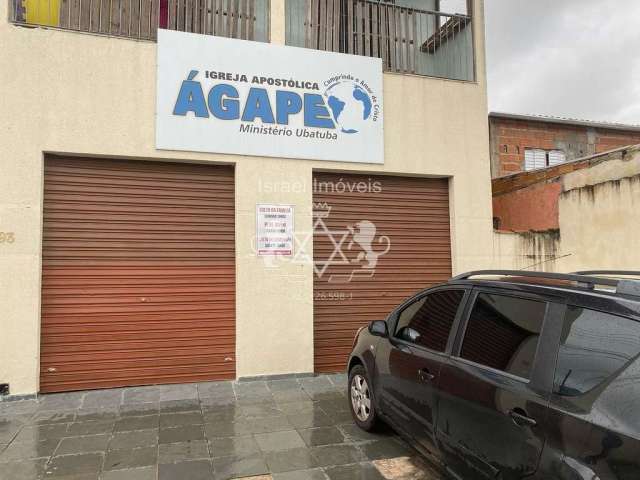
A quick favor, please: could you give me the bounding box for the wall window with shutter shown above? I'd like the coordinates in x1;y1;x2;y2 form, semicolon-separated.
524;148;566;171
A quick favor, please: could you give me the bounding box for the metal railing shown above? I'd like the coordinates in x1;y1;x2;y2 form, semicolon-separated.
287;0;475;81
10;0;269;41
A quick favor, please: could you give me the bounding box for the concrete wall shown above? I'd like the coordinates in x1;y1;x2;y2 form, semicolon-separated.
493;147;640;273
0;0;492;395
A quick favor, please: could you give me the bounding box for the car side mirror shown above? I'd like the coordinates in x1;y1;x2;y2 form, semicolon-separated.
369;320;388;338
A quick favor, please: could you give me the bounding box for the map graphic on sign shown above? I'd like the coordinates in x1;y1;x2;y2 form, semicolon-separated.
326;81;374;134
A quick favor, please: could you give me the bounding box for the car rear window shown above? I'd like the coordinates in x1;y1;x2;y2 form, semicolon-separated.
554;306;640;397
460;293;546;380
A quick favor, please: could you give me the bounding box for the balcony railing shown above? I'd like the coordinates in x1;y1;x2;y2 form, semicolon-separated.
286;0;475;81
10;0;269;41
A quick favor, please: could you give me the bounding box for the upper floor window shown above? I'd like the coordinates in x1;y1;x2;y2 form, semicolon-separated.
460;293;546;380
395;289;465;352
286;0;475;82
11;0;269;42
524;148;567;171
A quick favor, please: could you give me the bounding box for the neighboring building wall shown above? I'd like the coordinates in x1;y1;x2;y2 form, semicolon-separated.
493;181;560;232
493;146;640;273
489;114;640;178
0;1;493;395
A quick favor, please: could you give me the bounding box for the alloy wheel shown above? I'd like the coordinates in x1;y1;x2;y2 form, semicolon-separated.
351;374;372;422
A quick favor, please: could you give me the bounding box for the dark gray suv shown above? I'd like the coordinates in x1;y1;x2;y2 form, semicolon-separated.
347;270;640;480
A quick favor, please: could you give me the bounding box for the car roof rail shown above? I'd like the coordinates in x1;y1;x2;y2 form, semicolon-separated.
572;270;640;277
451;270;620;290
571;271;640;297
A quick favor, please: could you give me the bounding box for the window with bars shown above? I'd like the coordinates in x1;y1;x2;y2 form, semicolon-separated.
286;0;475;81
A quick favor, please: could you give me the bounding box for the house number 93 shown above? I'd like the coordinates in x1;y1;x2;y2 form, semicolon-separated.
0;232;15;244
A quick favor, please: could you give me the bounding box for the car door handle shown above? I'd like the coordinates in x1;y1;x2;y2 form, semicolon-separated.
508;409;537;427
418;368;435;382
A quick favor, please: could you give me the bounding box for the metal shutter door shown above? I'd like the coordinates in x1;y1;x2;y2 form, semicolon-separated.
312;173;452;372
40;157;235;393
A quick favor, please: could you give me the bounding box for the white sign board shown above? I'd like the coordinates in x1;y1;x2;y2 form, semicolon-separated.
256;204;295;256
156;30;384;164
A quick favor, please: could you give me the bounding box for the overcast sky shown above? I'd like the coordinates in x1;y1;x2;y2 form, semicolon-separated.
484;0;640;125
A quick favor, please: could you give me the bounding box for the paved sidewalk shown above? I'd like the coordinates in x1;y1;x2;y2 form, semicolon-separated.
0;375;443;480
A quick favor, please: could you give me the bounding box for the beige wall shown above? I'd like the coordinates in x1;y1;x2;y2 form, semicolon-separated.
493;147;640;274
0;0;492;395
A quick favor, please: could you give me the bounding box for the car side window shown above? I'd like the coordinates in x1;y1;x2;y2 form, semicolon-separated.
460;293;546;380
554;306;640;397
394;289;464;352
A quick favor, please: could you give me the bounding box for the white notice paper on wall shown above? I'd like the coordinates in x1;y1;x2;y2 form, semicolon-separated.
256;204;295;256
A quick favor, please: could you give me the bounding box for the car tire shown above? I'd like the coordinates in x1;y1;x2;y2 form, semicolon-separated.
348;364;379;431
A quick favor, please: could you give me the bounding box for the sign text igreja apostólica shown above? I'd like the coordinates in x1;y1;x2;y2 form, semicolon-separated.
156;30;384;164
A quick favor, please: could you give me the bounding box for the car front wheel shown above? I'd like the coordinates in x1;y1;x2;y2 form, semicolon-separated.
348;364;379;431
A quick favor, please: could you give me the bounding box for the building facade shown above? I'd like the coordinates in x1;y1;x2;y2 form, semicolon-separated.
0;0;492;396
492;144;640;273
489;112;640;178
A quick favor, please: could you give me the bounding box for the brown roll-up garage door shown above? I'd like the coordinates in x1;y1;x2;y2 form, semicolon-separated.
312;173;452;372
40;156;235;393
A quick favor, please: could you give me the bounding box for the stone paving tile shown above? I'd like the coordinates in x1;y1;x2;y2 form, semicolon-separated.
30;410;76;425
287;410;334;429
101;466;157;480
338;423;391;443
75;408;119;423
197;381;235;399
157;384;199;402
254;430;306;452
119;403;159;417
159;399;200;413
324;462;386;480
209;435;261;458
203;406;243;424
0;437;60;461
272;390;312;403
104;446;157;471
109;429;158;450
0;457;48;480
55;434;110;455
273;468;328;480
249;416;294;434
82;389;123;409
298;426;346;447
266;379;301;391
212;453;269;480
122;387;161;405
159;459;214;480
0;376;442;480
158;440;210;464
311;444;365;467
264;447;319;473
204;419;253;438
113;414;158;432
159;424;205;444
13;423;70;442
159;411;204;428
361;439;414;461
37;392;86;412
372;456;445;480
200;396;237;410
0;401;39;416
66;420;115;436
45;452;103;477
